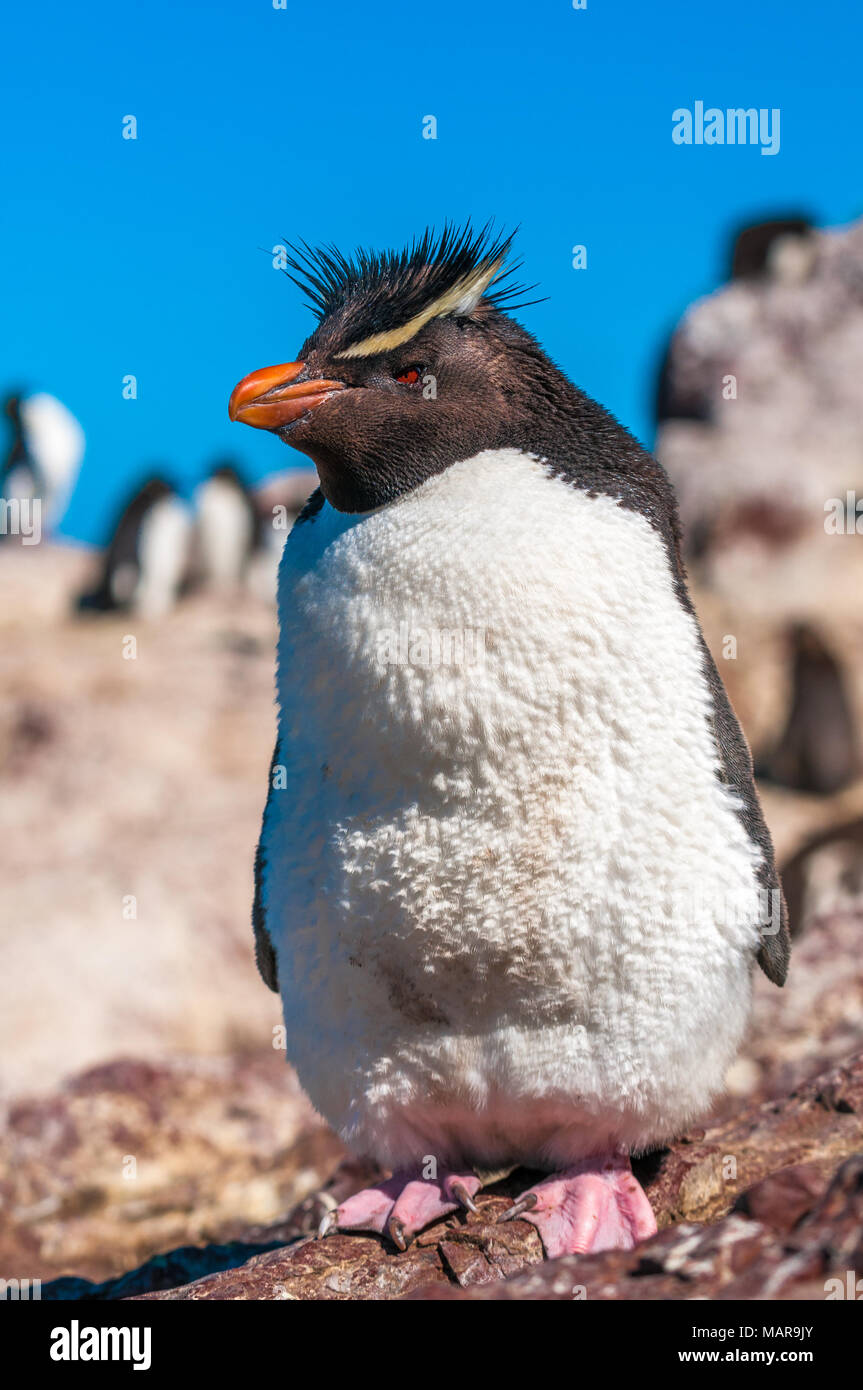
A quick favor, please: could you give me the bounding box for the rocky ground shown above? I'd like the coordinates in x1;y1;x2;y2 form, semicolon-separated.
137;1057;863;1302
0;542;282;1100
6;1036;862;1300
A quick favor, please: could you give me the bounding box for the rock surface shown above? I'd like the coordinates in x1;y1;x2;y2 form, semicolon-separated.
29;1047;862;1301
725;907;863;1114
0;544;283;1098
657;215;863;619
656;216;863;824
0;1054;343;1285
407;1155;863;1301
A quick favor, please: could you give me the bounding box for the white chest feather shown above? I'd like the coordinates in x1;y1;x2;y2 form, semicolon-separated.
263;450;763;1167
133;498;191;618
195;478;254;587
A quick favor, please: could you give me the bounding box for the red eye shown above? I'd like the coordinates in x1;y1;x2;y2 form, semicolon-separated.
396;367;421;385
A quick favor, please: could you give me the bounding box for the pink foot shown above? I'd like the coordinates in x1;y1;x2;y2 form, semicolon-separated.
320;1168;481;1250
498;1154;657;1258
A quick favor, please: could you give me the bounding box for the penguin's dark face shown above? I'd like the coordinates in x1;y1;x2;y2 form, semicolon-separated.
228;225;557;512
230;314;531;512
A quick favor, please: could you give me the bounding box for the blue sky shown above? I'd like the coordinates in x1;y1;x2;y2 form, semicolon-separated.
3;0;861;544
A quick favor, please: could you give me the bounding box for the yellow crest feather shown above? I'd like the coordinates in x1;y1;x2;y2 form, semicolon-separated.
335;257;504;360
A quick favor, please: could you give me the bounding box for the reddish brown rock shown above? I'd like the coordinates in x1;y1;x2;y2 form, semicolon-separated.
406;1155;863;1301
732;1164;828;1233
0;1053;343;1285
731;908;863;1111
56;1049;859;1303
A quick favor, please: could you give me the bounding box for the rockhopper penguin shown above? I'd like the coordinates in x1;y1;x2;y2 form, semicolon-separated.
77;477;192;618
229;225;790;1257
193;462;259;592
2;391;84;537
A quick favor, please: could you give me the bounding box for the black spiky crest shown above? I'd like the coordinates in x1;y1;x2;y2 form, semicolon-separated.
278;221;539;355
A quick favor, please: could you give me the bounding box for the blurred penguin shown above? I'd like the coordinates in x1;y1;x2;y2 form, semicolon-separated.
655;217;816;435
77;476;192;619
729;216;815;284
2;391;84;537
757;623;860;796
192;462;258;593
245;468;319;602
781;815;863;936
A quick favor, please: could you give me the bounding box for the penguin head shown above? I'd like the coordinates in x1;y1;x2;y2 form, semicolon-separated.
229;224;547;512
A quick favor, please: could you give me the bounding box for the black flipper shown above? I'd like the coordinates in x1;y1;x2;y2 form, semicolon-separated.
699;637;791;986
252;739;281;993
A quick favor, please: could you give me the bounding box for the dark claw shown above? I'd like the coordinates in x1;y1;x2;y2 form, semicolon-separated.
387;1214;408;1251
450;1180;478;1214
497;1192;538;1223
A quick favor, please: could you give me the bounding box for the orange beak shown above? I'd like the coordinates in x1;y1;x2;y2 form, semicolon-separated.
228;361;346;430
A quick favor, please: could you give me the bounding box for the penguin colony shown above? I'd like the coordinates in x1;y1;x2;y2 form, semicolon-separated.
230;224;788;1256
76;464;264;617
0;390;303;615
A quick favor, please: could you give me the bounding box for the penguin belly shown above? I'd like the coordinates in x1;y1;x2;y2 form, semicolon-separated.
133;497;192;618
195;477;255;589
263;449;763;1170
